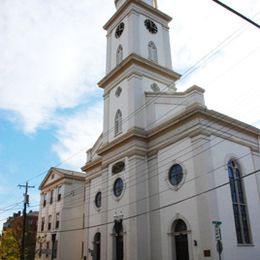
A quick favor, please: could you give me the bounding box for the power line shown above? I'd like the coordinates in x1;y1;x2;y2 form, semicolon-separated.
28;148;86;182
32;107;257;220
35;143;252;224
27;90;259;212
27;22;260;236
177;10;260;86
28;98;260;219
28;112;251;216
206;44;260;87
25;10;258;185
7;102;259;223
52;150;249;223
36;167;260;234
18;76;260;223
8;7;257;224
211;0;260;29
0;201;23;212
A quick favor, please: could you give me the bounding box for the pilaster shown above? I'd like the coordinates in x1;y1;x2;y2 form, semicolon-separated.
191;134;214;259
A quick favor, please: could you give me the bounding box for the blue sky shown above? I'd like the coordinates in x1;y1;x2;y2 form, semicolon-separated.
0;0;260;227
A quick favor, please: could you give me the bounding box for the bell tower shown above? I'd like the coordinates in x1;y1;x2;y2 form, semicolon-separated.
99;0;181;144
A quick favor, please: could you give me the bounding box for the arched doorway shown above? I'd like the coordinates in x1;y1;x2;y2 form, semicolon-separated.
93;232;101;260
172;219;189;260
113;220;124;260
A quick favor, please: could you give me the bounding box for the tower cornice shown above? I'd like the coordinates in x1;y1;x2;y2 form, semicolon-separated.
98;53;181;91
104;0;172;31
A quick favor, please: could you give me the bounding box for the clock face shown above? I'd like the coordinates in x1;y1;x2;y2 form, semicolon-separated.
115;22;125;38
144;19;158;34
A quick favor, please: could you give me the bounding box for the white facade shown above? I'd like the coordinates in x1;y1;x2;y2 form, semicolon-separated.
35;168;86;260
81;1;260;260
35;1;260;259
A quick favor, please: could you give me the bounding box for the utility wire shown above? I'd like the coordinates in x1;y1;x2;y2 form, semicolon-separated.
177;10;260;86
23;61;260;215
27;83;260;217
26;43;260;228
31;103;258;219
207;44;260;84
0;201;23;212
2;5;259;238
28;110;254;215
211;0;260;29
42;152;252;224
28;86;259;210
35;109;255;222
25;10;258;184
10;10;258;222
36;167;260;234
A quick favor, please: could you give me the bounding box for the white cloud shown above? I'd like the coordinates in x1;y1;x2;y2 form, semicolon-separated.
0;0;113;133
52;102;103;169
0;0;259;169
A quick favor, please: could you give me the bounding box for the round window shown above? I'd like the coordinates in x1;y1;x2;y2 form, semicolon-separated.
113;178;124;197
168;164;183;186
95;192;102;208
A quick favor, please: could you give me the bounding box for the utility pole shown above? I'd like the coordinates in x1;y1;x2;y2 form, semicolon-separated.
18;181;35;260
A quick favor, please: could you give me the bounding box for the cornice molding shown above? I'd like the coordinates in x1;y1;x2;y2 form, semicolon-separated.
81;105;260;175
98;53;181;90
98;127;147;155
39;168;86;190
40;175;85;191
147;104;260;139
81;158;102;172
104;0;172;31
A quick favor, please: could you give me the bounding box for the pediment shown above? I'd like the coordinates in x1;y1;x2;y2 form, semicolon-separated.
39;167;86;190
38;168;64;190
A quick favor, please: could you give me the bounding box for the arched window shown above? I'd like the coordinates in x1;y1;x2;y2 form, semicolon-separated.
228;159;251;244
114;110;122;136
148;41;158;62
116;45;123;65
93;232;101;260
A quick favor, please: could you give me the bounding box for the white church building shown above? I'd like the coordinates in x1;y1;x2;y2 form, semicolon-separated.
36;0;260;259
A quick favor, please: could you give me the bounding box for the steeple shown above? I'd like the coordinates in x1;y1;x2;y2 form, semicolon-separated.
100;0;181;144
115;0;157;9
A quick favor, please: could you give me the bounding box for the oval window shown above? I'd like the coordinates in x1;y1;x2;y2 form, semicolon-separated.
168;164;183;186
113;178;124;197
95;192;102;208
